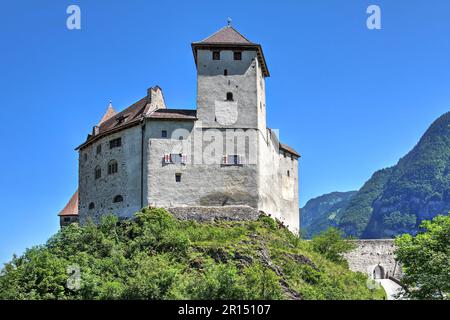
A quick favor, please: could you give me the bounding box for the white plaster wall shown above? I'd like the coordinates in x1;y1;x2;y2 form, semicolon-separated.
196;49;259;129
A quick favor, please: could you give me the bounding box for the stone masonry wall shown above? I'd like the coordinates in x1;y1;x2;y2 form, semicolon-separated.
344;240;402;279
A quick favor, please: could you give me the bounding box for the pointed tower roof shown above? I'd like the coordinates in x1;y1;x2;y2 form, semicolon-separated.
192;24;270;77
98;100;117;125
58;190;78;216
194;25;254;45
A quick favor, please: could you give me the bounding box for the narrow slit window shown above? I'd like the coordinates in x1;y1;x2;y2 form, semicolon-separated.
175;173;181;182
224;69;228;76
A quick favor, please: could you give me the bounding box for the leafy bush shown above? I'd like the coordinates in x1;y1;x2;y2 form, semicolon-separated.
310;228;355;266
0;208;382;300
395;214;450;300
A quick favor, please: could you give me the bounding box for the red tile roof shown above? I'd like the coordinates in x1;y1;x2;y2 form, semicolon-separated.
58;190;78;216
98;102;117;125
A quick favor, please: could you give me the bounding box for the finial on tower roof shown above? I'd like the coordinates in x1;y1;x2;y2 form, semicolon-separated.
227;17;232;27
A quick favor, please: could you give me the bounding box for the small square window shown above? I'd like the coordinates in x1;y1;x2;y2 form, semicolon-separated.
162;130;168;138
109;138;122;149
175;173;181;182
63;217;71;223
212;51;220;60
234;52;242;60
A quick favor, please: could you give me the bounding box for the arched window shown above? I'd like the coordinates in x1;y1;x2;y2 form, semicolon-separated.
113;195;123;203
94;166;101;179
226;92;233;101
108;160;118;174
88;202;95;210
224;69;228;76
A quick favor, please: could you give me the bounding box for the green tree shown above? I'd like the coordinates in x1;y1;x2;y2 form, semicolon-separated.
310;228;355;266
395;214;450;300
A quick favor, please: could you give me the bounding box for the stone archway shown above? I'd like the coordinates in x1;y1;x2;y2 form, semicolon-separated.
373;264;385;279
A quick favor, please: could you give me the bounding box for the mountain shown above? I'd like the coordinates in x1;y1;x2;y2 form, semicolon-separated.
0;208;384;300
300;191;357;238
339;111;450;238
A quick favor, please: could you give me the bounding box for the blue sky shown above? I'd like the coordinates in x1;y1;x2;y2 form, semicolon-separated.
0;0;449;264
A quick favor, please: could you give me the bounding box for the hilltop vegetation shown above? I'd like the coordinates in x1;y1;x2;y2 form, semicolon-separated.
0;208;384;300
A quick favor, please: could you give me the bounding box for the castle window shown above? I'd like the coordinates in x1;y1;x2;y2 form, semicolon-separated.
212;51;220;60
96;144;102;155
175;173;181;182
94;166;101;179
113;195;123;203
84;153;87;161
287;170;290;177
224;69;228;76
109;138;122;149
88;202;95;210
222;155;243;165
161;130;168;138
108;160;118;174
233;51;242;60
226;92;234;101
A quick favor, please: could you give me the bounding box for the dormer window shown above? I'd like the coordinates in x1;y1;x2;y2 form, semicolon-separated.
233;52;242;60
212;51;220;60
226;92;234;101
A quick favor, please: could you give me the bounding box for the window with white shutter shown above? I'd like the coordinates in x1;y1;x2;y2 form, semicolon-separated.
164;154;171;164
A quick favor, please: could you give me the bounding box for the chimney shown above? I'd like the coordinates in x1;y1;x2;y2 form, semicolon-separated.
145;86;167;115
93;125;99;135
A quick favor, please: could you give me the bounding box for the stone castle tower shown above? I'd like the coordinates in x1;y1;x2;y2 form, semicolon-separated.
59;25;300;233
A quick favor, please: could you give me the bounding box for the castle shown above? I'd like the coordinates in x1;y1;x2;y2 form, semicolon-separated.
58;24;300;233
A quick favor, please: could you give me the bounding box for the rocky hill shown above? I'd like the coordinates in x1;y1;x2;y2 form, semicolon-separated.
0;208;384;300
343;112;450;238
301;112;450;239
300;191;357;238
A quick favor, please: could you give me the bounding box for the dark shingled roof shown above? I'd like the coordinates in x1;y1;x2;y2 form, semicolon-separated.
191;25;270;77
280;143;301;158
76;94;197;150
149;109;197;120
58;190;78;216
193;26;254;45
